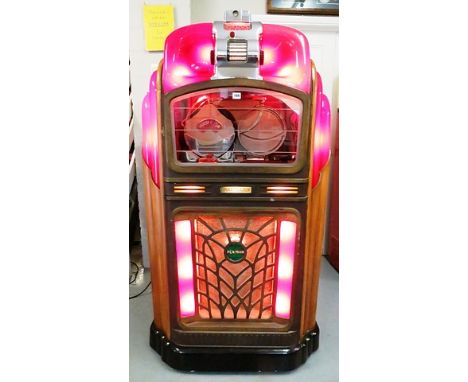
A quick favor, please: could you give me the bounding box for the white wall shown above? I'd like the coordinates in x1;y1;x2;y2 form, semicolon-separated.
130;0;192;267
191;0;266;23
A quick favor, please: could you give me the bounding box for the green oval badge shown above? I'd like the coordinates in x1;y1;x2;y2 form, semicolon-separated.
225;242;246;263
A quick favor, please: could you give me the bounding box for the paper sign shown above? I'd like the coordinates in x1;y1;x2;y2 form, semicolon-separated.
143;4;174;51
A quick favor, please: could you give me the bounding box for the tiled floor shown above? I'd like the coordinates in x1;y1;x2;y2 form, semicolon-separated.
129;258;338;381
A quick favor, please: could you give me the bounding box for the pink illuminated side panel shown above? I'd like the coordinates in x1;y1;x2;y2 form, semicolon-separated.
162;23;215;94
175;220;196;317
141;71;160;187
311;73;331;187
275;220;297;319
261;24;311;94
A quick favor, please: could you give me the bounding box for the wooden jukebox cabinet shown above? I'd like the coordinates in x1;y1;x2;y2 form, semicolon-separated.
141;10;331;371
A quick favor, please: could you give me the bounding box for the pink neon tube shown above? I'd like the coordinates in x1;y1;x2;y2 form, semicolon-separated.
275;221;297;319
311;73;331;187
141;70;160;187
174;220;196;317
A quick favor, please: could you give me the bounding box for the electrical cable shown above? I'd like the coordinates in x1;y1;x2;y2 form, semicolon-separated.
129;272;137;284
129;261;139;284
129;281;151;299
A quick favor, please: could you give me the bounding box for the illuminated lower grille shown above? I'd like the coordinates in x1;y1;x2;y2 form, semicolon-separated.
193;215;279;320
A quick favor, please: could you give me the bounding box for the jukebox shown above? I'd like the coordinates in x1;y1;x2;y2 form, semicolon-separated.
141;10;331;371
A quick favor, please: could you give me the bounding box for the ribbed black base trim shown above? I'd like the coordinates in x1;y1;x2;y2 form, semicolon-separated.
149;322;319;372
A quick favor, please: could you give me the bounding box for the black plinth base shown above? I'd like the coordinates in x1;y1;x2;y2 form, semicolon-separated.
149;322;319;372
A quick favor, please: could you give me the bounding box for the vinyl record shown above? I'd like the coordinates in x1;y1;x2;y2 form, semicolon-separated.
237;108;286;155
184;103;235;157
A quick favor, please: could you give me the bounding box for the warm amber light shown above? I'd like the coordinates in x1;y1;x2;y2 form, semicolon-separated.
174;185;206;194
266;186;298;195
220;186;252;194
174;191;205;194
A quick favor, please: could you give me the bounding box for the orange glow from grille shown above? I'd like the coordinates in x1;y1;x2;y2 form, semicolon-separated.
192;215;279;320
275;221;297;319
175;220;195;317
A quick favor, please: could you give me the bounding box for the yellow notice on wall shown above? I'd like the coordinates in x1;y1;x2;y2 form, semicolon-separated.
143;4;174;51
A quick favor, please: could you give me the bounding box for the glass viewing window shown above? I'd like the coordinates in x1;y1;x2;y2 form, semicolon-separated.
170;88;303;165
